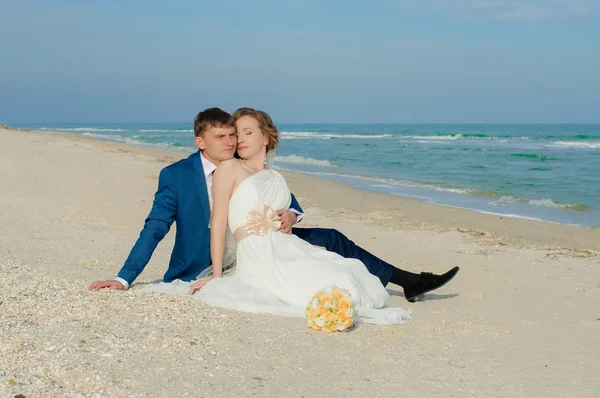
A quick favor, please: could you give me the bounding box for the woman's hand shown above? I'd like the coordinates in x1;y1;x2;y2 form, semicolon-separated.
188;276;218;295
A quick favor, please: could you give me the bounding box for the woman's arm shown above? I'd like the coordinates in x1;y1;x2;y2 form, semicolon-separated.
208;160;237;277
189;159;237;295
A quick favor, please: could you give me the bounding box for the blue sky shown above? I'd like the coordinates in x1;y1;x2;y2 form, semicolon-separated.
0;0;598;123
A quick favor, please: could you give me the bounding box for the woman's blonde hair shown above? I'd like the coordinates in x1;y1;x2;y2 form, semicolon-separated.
232;107;279;152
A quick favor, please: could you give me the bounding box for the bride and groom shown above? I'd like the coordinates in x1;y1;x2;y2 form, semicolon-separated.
89;107;459;324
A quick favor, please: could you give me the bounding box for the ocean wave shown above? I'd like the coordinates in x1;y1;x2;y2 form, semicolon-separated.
515;134;600;141
508;153;559;161
409;134;464;140
138;129;193;133
569;135;600;140
401;133;600;143
403;133;516;141
80;132;191;150
40;127;128;132
550;141;600;149
275;155;336;167
81;132;159;146
308;172;431;189
295;171;476;195
282;168;593;214
446;208;576;225
280;131;392;140
497;196;519;203
528;199;588;211
491;196;588;211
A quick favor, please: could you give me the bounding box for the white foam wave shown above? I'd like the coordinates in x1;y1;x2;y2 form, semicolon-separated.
40;127;128;132
441;206;578;225
138;129;193;133
550;141;600;149
403;135;546;142
497;196;519;203
409;134;463;140
287;170;425;189
80;132;192;151
81;132;153;146
280;131;392;140
297;171;475;195
442;187;477;194
528;199;577;209
414;140;453;145
275;155;335;167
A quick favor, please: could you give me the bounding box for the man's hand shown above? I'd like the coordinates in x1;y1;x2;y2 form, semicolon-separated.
277;210;297;234
88;280;126;291
188;277;216;295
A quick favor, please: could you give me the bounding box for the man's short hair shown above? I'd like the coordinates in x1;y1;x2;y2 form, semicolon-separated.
194;107;234;137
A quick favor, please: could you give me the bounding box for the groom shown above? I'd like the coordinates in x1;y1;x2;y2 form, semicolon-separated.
89;107;459;302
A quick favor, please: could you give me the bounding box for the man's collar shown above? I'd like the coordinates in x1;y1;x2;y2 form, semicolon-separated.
199;152;217;177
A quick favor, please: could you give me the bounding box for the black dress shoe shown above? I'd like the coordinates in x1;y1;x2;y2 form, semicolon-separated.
404;266;460;303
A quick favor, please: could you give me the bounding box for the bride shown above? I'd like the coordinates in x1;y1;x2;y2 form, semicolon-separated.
147;108;411;325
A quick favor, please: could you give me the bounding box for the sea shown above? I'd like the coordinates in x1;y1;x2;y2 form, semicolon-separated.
19;122;600;228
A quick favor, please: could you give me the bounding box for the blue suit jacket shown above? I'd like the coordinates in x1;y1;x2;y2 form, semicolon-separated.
117;152;303;286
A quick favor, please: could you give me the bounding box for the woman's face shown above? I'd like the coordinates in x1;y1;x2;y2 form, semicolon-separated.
235;115;267;160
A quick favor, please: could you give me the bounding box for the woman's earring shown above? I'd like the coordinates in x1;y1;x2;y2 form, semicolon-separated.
264;145;268;166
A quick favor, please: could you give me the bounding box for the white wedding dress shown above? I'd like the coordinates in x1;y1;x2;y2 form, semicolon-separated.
144;169;411;325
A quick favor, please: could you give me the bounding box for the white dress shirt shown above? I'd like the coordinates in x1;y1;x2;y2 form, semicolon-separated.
200;152;217;209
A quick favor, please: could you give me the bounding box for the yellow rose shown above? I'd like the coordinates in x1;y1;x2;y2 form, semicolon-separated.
343;318;354;329
337;311;348;322
338;298;351;312
322;326;336;333
324;312;336;324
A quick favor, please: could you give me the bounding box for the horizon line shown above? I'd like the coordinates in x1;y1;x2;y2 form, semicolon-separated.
5;121;600;126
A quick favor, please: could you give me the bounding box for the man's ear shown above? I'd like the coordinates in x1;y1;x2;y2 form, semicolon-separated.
194;136;205;151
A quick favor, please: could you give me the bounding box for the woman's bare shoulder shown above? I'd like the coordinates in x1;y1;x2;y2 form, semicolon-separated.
215;158;243;172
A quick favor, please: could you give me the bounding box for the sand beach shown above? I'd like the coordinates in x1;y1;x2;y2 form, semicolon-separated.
1;126;599;397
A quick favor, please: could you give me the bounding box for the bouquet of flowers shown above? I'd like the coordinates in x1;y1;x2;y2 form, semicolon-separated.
305;285;354;332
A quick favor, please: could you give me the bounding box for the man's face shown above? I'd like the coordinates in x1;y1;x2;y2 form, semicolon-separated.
195;125;237;164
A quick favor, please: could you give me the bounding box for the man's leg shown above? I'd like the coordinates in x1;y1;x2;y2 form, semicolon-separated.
291;227;459;302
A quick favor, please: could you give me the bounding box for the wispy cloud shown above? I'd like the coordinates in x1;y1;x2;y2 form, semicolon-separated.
392;0;595;22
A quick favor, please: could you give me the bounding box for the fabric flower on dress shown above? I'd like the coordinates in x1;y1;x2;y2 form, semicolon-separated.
245;205;281;235
234;204;282;242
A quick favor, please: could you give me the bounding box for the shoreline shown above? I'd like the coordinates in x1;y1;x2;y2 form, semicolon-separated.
5;125;600;252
